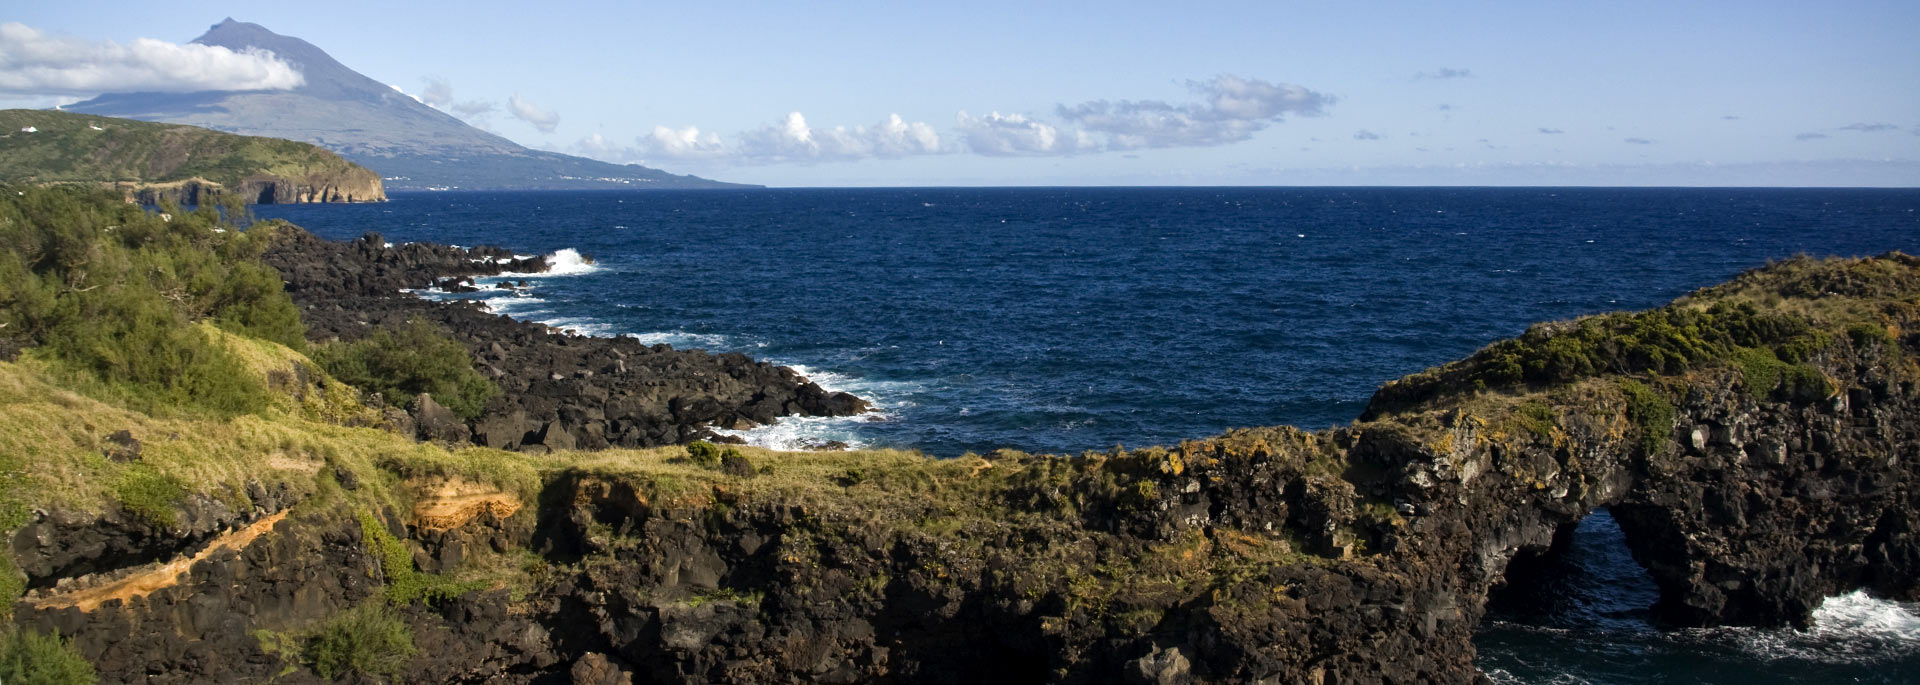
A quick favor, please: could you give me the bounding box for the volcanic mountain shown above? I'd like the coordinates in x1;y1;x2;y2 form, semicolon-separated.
65;19;749;190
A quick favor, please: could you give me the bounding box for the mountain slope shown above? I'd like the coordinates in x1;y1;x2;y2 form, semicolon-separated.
65;19;749;190
0;109;384;203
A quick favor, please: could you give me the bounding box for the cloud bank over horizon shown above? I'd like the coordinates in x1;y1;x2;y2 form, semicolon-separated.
563;75;1333;167
575;112;945;165
1053;75;1333;151
0;22;303;96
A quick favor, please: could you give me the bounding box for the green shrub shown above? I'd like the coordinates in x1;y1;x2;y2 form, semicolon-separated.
1620;380;1675;456
684;441;724;467
314;320;498;420
680;441;747;470
0;185;298;418
37;288;268;417
1847;322;1897;349
113;465;187;528
0;629;97;685
1780;364;1831;402
1730;347;1784;398
211;260;306;350
305;602;416;681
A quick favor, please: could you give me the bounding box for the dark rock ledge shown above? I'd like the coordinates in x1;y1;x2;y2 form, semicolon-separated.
260;228;871;450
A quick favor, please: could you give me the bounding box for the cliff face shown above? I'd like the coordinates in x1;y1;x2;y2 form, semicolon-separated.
0;109;386;204
7;254;1918;683
125;174;387;205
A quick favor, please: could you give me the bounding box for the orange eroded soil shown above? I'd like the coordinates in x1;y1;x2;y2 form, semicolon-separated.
411;479;521;533
31;509;290;612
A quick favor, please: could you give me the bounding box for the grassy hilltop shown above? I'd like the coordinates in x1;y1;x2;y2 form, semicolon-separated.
0;110;384;204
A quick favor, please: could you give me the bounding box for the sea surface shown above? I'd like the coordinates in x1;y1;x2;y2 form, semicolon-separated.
259;187;1920;683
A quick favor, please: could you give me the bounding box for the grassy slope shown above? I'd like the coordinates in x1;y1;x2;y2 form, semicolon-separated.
0;110;377;189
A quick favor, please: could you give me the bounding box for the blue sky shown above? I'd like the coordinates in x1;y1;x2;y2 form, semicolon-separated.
4;1;1918;186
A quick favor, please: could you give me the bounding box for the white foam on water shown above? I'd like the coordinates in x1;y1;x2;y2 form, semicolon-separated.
475;293;547;316
1482;669;1591;685
625;330;735;350
1712;591;1920;665
539;248;600;276
488;248;602;279
713;365;922;452
539;317;615;337
713;413;882;452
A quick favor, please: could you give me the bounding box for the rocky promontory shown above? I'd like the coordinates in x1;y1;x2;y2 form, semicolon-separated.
0;109;385;204
260;227;870;450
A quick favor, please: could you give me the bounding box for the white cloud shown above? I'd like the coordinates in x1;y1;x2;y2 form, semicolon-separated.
1053;75;1332;150
955;111;1098;156
734;112;941;162
507;94;559;133
639;125;728;159
387;83;423;104
0;22;303;96
420;77;452;108
571;112;943;166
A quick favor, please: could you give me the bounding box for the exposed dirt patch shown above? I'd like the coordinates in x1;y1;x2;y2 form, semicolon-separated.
265;452;323;474
410;478;521;533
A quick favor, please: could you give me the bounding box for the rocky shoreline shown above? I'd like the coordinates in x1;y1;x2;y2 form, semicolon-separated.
6;253;1918;683
260;227;871;450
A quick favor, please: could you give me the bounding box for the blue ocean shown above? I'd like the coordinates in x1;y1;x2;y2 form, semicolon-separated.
260;187;1920;683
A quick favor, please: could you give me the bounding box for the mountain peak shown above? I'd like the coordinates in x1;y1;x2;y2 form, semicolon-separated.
64;19;751;190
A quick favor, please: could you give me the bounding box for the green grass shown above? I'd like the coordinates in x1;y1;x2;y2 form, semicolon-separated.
112;465;187;528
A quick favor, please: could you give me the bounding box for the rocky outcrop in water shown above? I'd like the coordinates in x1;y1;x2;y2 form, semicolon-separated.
260;227;870;450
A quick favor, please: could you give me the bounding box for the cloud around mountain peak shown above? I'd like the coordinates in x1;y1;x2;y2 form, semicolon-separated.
0;22;303;96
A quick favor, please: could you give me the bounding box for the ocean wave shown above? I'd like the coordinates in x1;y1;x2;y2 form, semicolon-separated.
472;293;547;316
539;248;600;276
713;413;882;451
626;330;735;350
1708;591;1920;665
538;316;616;337
714;366;922;451
485;247;603;279
1482;669;1591;685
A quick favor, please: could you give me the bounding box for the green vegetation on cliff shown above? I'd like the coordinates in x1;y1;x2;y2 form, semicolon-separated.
1366;253;1920;417
0;110;385;203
